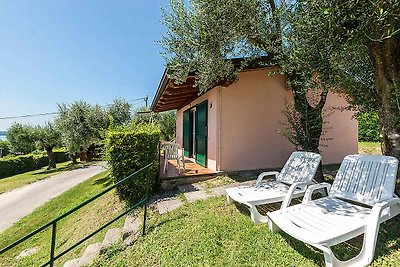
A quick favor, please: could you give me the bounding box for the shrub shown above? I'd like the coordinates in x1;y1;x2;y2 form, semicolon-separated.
358;112;381;142
53;148;70;163
0;149;69;179
105;124;160;202
0;140;10;157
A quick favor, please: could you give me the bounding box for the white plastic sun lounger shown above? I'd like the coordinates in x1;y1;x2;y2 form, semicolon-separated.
268;155;400;267
225;151;322;224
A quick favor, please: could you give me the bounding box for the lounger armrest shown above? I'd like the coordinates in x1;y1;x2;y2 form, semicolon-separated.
302;183;331;204
255;171;280;187
355;198;400;261
281;182;308;209
370;198;400;223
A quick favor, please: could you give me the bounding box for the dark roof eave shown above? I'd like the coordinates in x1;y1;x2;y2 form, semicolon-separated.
150;68;169;112
151;56;274;112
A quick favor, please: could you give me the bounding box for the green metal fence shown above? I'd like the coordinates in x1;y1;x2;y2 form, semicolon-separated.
0;162;153;267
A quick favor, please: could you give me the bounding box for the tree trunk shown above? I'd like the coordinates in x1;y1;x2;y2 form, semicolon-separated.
369;37;400;192
71;152;78;164
294;89;326;182
86;144;95;161
289;74;329;182
46;146;56;170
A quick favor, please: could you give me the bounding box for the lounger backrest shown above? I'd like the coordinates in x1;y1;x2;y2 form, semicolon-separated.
277;152;321;185
329;155;398;206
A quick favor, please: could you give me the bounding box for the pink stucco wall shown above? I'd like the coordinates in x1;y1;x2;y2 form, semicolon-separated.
320;93;359;164
219;69;295;171
176;68;358;171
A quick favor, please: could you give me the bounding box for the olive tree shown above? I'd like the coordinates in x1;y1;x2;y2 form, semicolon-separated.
106;98;132;128
55;101;103;163
296;0;400;158
6;123;36;154
55;99;133;162
35;123;62;169
157;110;177;141
160;0;334;181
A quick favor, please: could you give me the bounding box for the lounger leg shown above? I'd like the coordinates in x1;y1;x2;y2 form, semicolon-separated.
318;238;375;267
321;248;334;267
267;217;281;232
249;205;269;225
227;194;234;204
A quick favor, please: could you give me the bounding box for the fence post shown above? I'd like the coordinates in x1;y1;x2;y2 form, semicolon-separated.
49;221;57;267
142;165;150;236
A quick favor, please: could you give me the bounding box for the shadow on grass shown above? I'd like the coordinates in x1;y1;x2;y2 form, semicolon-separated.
280;233;326;265
145;213;188;234
93;176;113;187
371;219;400;259
33;162;94;176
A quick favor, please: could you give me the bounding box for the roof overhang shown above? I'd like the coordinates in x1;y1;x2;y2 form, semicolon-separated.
151;69;199;112
151;57;273;112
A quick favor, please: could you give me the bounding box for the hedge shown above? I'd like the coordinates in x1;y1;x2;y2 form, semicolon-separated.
105;124;160;202
358;112;381;142
0;140;10;157
0;149;69;179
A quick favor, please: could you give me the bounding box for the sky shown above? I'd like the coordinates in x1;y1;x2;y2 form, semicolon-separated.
0;0;170;130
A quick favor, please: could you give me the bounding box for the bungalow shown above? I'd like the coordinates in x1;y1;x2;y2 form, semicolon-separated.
151;65;358;173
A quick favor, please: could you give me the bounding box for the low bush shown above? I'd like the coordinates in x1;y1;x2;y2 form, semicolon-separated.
105;124;160;202
0;149;69;179
358;112;381;142
0;140;10;157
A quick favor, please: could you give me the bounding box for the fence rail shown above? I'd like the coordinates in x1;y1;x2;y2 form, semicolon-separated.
0;162;153;267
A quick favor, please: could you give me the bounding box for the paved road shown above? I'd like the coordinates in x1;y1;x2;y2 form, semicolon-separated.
0;164;105;232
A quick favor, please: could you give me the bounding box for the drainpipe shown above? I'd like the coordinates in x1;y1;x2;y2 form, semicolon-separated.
217;86;222;171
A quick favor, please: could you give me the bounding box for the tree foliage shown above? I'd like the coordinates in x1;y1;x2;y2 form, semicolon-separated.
107;98;132;128
156;110;177;141
6;123;37;154
35;123;62;169
160;0;334;182
130;107;176;141
0;140;10;158
56;101;99;162
294;0;400;160
55;99;132;162
6;122;62;168
358;112;381;142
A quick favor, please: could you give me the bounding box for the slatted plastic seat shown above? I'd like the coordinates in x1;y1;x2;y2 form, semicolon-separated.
162;142;185;175
226;151;322;224
268;155;400;267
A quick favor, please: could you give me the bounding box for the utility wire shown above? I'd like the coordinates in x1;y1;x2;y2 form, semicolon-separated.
0;97;147;120
0;112;59;120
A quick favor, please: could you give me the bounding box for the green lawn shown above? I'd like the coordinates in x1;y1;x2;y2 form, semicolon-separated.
93;195;400;267
0;161;95;194
0;170;127;267
359;141;382;155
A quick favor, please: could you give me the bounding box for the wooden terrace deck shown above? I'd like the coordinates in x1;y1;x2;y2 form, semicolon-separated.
159;157;217;180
